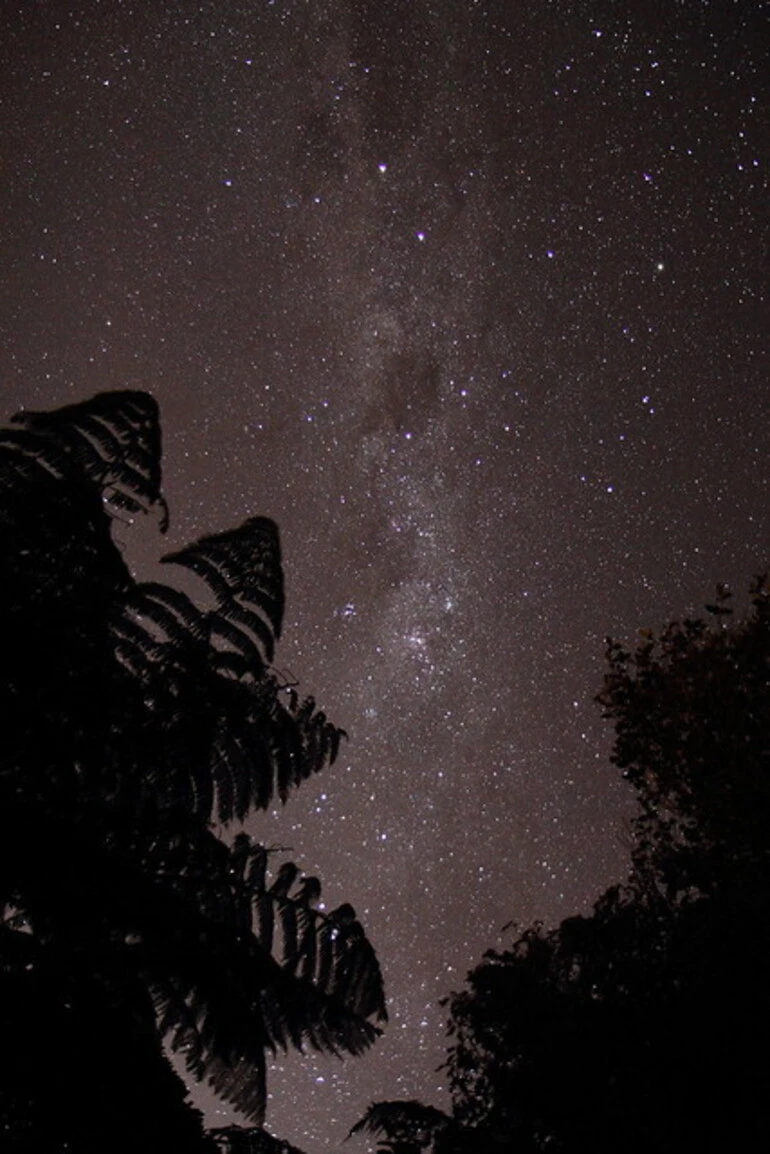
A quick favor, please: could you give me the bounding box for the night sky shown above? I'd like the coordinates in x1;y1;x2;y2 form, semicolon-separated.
1;1;767;1150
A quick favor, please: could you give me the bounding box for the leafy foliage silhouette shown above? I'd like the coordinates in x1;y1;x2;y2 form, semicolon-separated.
348;1101;454;1154
353;582;770;1153
209;1123;309;1154
0;391;385;1152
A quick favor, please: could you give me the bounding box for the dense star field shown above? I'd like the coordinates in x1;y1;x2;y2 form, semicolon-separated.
0;1;766;1149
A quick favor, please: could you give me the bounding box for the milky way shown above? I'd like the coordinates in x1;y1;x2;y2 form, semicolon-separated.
1;2;767;1149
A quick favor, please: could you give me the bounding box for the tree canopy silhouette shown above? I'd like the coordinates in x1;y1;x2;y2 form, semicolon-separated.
209;1123;310;1154
352;581;770;1154
0;391;386;1153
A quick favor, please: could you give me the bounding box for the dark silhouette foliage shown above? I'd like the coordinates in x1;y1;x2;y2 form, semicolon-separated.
0;391;386;1152
354;582;770;1153
348;1101;454;1154
210;1123;309;1154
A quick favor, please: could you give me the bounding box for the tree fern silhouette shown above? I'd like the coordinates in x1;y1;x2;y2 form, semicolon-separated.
0;391;385;1152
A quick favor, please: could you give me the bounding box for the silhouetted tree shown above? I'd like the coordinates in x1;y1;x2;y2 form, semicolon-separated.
599;580;770;903
210;1123;309;1154
0;392;386;1152
349;1101;453;1154
348;1100;507;1154
354;582;770;1153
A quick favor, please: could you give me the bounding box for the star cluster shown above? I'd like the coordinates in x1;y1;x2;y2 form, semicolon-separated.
0;1;767;1150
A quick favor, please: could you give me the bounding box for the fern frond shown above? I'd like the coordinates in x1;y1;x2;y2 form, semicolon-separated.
348;1101;452;1148
11;390;168;528
1;390;383;1139
134;582;210;644
208;1124;309;1154
163;516;284;663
